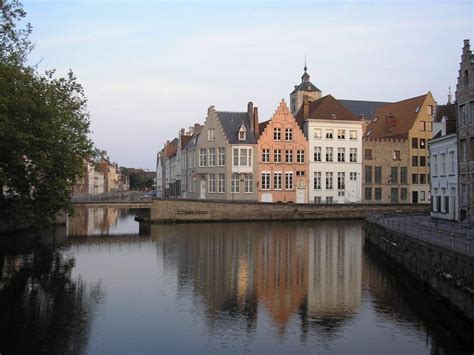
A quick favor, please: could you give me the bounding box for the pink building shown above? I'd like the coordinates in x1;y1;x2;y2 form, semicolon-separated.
257;100;309;203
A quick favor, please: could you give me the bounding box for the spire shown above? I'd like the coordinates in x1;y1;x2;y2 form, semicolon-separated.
447;86;452;104
304;56;307;72
301;59;310;82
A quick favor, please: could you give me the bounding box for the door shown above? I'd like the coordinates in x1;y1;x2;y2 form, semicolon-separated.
412;191;418;204
391;188;398;203
296;188;305;203
262;193;273;202
200;180;206;199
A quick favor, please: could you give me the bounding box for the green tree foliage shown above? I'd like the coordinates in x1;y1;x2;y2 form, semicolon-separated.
0;0;95;226
129;171;154;191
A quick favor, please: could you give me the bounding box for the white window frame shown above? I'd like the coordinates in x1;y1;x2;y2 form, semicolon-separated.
274;172;282;190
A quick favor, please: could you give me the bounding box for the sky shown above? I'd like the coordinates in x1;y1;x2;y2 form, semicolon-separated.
22;0;474;170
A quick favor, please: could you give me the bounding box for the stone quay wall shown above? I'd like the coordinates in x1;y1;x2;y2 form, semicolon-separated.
148;199;429;223
364;221;474;323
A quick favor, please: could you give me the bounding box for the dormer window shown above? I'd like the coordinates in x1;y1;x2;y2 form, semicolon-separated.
238;125;246;141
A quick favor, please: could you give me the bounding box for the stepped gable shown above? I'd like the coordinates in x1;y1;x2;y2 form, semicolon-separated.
365;93;429;139
294;94;360;130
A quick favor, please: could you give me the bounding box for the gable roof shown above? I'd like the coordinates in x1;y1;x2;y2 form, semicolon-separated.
181;135;193;150
294;94;360;129
339;99;391;120
365;93;429;139
290;81;322;95
216;111;257;144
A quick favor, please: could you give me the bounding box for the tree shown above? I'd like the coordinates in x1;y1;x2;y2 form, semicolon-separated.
0;0;95;226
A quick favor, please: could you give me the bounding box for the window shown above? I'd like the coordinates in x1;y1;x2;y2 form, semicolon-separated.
460;105;467;126
420;139;426;149
412;156;418;166
262;149;270;163
349;148;357;162
218;148;225;166
337;129;345;139
238;126;246;141
365;187;372;200
231;174;239;193
297;150;305;163
274;172;282;190
427;105;433;115
400;167;407;184
375;188;382;201
419;121;426;131
233;148;238;166
244;174;253;193
412;138;418;149
274;149;281;163
349;130;357;140
420;191;425;201
326;129;333;139
296;171;305;176
208;148;216;167
338;191;344;197
261;173;270;190
393;150;401;160
420;174;426;184
461;140;467;162
462;184;469;202
314;128;322;139
391;167;398;184
445;196;449;213
337;147;345;162
286;149;293;163
326;147;333;162
401;188;408;201
449;151;455;174
314;196;321;204
240;149;248;166
208;174;216;193
326;172;333;189
441;153;446;175
314;147;322;162
412;174;418;184
420;156;426;167
285;172;293;190
233;148;252;167
350;172;357;181
208;128;215;141
314;172;321;190
375;166;382;184
274;127;281;140
218;174;225;193
365;149;373;159
433;155;438;175
199;149;207;167
365;166;372;183
471;137;474;160
326;196;333;204
285;128;293;141
337;172;345;190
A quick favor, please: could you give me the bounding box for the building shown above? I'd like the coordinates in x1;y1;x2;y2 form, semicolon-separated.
429;102;458;220
290;64;322;115
456;39;474;223
96;156;119;192
257;100;309;203
296;95;364;203
194;102;259;200
181;124;202;199
363;92;436;204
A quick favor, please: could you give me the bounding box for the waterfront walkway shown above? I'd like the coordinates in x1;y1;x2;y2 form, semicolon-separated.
366;214;473;257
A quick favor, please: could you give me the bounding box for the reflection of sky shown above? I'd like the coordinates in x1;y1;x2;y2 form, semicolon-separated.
63;221;459;354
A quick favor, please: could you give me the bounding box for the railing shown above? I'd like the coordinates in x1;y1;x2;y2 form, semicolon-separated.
366;213;473;256
71;191;150;203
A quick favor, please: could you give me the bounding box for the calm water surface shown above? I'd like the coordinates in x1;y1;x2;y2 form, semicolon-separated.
1;208;473;354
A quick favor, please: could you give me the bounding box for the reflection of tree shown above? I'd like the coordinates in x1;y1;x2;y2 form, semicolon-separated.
0;245;103;354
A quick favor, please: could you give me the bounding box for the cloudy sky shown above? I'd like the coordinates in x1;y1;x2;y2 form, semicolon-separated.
23;0;473;169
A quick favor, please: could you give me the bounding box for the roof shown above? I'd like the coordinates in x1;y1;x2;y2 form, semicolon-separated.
339;99;391;120
435;103;456;122
258;119;270;136
364;93;429;139
294;94;360;129
216;111;257;144
163;139;178;158
184;132;200;150
290;81;322;94
181;135;193;150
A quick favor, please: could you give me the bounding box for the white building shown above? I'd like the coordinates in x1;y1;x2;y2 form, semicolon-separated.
429;103;458;221
296;95;363;203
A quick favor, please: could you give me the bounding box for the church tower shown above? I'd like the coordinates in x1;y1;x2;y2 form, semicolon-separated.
290;63;322;115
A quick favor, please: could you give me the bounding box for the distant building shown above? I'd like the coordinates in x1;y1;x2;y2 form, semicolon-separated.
363;92;435;204
456;39;474;223
257;100;309;203
290;64;322;115
296;94;364;203
429;102;457;220
181;124;202;199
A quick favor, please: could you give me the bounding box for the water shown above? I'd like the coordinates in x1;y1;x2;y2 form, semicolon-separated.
0;208;472;354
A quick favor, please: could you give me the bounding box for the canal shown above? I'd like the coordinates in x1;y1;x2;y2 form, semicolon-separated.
0;208;473;354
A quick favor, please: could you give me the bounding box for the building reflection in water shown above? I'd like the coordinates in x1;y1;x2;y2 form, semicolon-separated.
67;208;133;236
151;220;363;334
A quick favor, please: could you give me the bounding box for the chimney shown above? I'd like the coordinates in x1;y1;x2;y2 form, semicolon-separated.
253;107;259;137
180;128;185;137
248;102;254;132
303;95;309;120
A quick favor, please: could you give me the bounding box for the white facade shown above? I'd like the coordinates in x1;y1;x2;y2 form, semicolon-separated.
156;153;163;198
305;120;363;203
429;131;458;221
